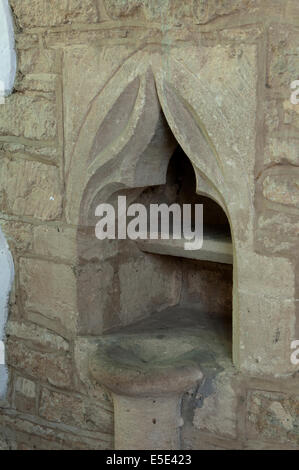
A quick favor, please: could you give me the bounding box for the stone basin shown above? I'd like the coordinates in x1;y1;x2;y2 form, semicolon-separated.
89;330;204;397
88;306;230;449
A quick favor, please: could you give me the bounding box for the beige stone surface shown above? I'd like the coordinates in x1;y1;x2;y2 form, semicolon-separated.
264;137;299;166
33;225;77;263
263;174;299;209
0;220;33;254
19;258;78;336
0;412;112;450
236;249;295;299
11;0;99;28
14;377;37;414
7;339;73;389
6;321;70;352
256;212;299;256
248;390;299;446
193;371;239;440
237;291;296;375
102;0;257;23
268;25;299;97
0;94;57;141
0;158;62;220
39;388;113;433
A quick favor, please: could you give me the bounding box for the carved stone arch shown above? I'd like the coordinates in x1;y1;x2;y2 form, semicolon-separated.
71;48;258;369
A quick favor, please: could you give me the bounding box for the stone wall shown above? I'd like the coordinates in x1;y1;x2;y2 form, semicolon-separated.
0;0;298;450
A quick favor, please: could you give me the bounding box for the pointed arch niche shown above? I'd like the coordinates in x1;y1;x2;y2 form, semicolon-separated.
63;37;274;373
71;66;236;367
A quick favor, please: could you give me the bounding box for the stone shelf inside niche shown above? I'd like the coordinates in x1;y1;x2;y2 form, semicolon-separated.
136;225;233;265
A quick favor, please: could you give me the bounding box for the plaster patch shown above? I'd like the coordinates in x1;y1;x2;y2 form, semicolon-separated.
0;0;17;96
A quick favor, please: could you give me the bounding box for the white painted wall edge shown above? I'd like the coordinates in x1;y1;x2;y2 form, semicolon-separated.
0;228;14;398
0;0;17;95
0;0;16;398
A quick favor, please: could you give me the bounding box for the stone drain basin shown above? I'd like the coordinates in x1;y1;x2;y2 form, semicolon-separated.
88;307;230;449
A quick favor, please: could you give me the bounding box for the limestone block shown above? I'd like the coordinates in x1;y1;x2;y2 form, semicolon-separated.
263;174;299;209
264;99;280;134
264;137;299;166
268;25;299;96
16;73;57;93
6;321;70;352
74;337;113;404
102;0;256;23
33;225;77;263
247;390;299;446
0;220;32;254
77;260;118;335
0;142;60;164
11;0;99;28
0;94;57;140
0;158;62;221
14;376;36;414
236;249;295;299
256;212;299;256
0;412;112;450
19;258;78;337
6;338;73;388
283;99;299;130
17;46;58;76
237;291;296;375
39;388;113;433
193;371;240;439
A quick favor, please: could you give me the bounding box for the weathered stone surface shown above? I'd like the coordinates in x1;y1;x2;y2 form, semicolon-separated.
19;258;78;336
182;260;232;317
256;212;299;255
11;0;99;28
193;371;239;439
0;141;59;163
14;376;36;414
248;391;299;446
74;337;113;404
0;220;33;254
7;339;73;388
16;73;57;93
264;137;299;166
77;260;118;334
268;25;299;96
182;424;242;450
0;158;62;220
0;94;57;140
6;321;70;352
236;250;295;299
237;291;296;375
39;388;113;433
263;174;299;209
17;46;58;76
0;435;15;450
103;0;256;23
264;99;280;134
0;412;112;450
119;255;181;326
33;225;77;263
283;99;299;130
